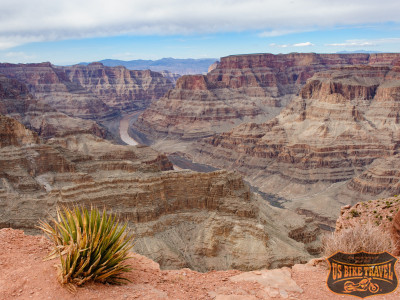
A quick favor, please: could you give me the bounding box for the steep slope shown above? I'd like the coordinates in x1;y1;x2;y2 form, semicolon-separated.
335;197;400;233
62;63;174;111
0;62;174;120
0;116;319;271
134;53;400;141
0;114;39;147
191;64;400;220
0;62;116;119
0;74;106;139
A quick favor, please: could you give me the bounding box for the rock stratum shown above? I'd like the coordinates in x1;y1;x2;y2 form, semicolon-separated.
191;63;400;221
134;53;400;141
0;115;319;271
0;62;174;120
0;74;106;139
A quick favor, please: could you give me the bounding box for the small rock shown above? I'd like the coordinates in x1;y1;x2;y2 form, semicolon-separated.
279;289;288;298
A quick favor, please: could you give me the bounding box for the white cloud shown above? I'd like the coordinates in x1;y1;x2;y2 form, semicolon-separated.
269;43;288;48
293;42;314;47
326;38;400;47
259;29;303;37
326;41;375;47
0;0;400;49
4;51;36;61
270;42;314;48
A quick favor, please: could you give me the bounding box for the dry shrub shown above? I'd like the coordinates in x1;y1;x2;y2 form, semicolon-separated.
323;222;397;256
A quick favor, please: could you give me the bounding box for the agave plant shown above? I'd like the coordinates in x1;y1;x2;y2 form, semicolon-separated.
38;205;134;289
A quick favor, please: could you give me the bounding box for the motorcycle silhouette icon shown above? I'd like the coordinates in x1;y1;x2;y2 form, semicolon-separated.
343;277;379;293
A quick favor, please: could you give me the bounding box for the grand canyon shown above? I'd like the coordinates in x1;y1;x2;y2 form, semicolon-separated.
2;52;400;298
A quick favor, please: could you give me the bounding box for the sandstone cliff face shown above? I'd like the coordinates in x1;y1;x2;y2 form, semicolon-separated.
0;62;174;120
0;74;107;139
0;118;318;271
159;70;181;84
191;64;400;219
134;53;400;140
0;115;39;147
62;63;174;111
0;63;116;119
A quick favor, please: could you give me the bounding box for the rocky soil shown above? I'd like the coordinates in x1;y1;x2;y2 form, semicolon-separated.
335;196;400;237
1;228;400;300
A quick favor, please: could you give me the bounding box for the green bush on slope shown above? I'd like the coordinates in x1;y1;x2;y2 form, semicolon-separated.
39;206;134;290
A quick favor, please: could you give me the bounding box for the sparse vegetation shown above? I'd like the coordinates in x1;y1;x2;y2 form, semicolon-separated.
39;206;134;291
384;201;393;208
323;222;396;256
349;209;360;217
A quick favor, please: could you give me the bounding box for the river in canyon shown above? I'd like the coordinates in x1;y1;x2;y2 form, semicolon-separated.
119;111;141;146
117;112;331;225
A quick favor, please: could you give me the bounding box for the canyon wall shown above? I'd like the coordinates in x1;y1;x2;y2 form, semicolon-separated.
134;53;400;141
0;116;319;271
0;74;106;138
191;63;400;220
0;62;174;120
62;63;174;111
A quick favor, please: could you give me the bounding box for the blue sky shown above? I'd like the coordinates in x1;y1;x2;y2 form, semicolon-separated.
1;1;400;65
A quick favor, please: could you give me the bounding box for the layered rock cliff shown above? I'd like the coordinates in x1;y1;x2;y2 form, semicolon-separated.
62;63;174;111
0;62;174;120
0;74;106;138
0;62;116;119
191;64;400;220
0;116;319;271
134;53;400;141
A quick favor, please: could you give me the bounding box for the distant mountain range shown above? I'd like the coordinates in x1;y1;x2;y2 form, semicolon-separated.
79;58;218;75
336;50;383;54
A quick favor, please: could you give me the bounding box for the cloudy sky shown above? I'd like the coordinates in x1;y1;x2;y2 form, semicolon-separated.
1;0;400;65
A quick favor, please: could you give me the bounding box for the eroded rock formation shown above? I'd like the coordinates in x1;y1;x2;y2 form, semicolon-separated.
0;74;106;138
62;63;174;111
0;116;318;271
191;64;400;219
0;62;174;120
134;53;400;141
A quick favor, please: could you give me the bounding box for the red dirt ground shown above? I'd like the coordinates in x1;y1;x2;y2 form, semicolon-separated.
1;228;400;300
